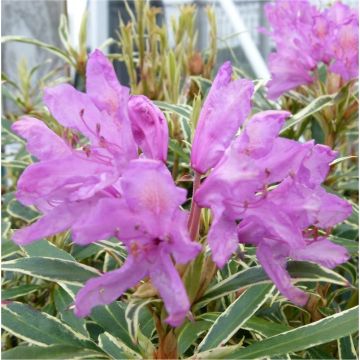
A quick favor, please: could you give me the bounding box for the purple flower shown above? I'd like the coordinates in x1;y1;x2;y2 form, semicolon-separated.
12;50;168;245
195;110;352;305
191;61;254;174
12;115;123;245
128;95;169;162
74;159;201;326
264;0;359;99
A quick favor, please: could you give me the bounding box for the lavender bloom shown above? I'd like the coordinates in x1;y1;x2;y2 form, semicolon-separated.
74;159;201;326
265;0;359;99
12;50;168;245
195;111;352;305
128;95;169;162
191;61;254;174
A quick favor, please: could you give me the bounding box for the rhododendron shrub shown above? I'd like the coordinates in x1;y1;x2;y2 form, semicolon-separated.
2;2;358;359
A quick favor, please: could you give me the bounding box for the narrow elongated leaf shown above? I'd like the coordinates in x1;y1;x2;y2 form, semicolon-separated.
196;261;349;309
2;344;103;360
2;284;40;300
54;286;88;337
1;302;95;348
178;321;212;355
91;302;138;352
338;335;358;360
193;306;359;359
125;298;158;343
242;316;292;338
154;101;192;119
198;284;274;352
2;257;100;285
7;199;39;222
98;332;142;359
24;240;75;261
281;94;335;133
1;36;74;65
184;253;205;304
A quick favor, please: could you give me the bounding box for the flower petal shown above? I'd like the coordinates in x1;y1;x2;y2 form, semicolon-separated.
149;253;190;327
16;154;116;206
208;212;239;268
290;238;349;269
257;242;308;306
12;204;77;245
235;110;290;157
297;144;338;188
11;117;71;160
128;95;169;161
121;159;186;235
169;210;201;264
75;255;147;317
86;49;129;116
43;84;103;143
191;62;254;173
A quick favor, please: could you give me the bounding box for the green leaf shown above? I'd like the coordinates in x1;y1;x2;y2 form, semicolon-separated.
2;257;100;285
1;302;96;349
98;332;142;359
242;316;292;338
195;261;349;309
2;284;40;300
193;306;359;359
178;321;212;355
338;335;358;360
54;286;89;337
125;298;158;344
24;239;75;261
154;101;192;119
2;344;103;359
198;284;274;352
7;199;40;223
183;252;205;304
281;94;336;134
330;155;358;166
1;219;19;259
1;36;74;65
91;302;138;352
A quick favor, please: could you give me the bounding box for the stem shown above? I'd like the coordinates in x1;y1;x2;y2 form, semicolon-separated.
188;171;202;241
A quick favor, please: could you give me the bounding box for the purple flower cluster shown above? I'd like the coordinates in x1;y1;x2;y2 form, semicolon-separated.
265;0;359;99
12;50;352;326
12;50;199;326
191;62;352;306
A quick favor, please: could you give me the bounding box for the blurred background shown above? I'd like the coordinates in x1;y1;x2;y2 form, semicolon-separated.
2;0;359;109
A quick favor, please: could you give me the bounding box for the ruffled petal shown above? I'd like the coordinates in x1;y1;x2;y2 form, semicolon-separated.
71;197;125;245
208;213;239;268
149;253;190;327
128;95;169;162
257;242;308;306
191;62;254;173
12;204;77;245
44;82;137;164
169;210;201;264
121;159;186;235
297;144;338;188
290;238;349;269
75;255;147;317
235;110;290;158
86;49;129;116
44;84;103;143
11;117;71;160
16;154;116;206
